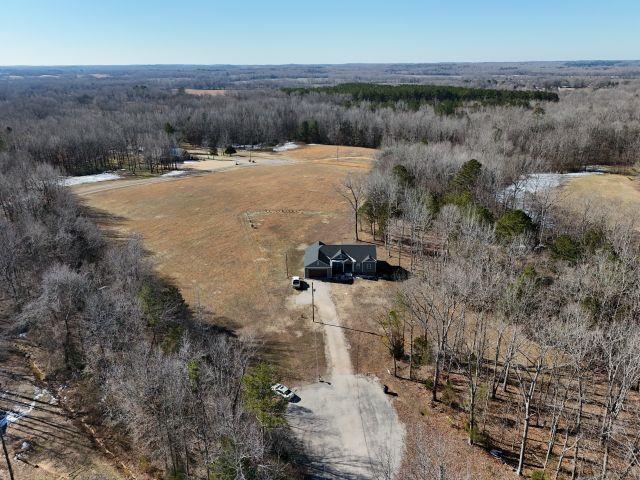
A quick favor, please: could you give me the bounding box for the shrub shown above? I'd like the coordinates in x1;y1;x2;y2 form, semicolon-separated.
495;209;534;239
551;234;582;263
392;164;414;187
531;471;548;480
450;159;482;193
468;204;494;224
443;190;473;208
224;145;237;155
465;422;488;446
441;380;460;409
412;336;433;367
242;363;286;429
425;192;441;216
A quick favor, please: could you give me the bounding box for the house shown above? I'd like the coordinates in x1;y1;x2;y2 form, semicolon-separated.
303;241;377;279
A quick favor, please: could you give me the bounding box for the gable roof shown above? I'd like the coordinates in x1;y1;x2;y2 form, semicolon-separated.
304;242;377;268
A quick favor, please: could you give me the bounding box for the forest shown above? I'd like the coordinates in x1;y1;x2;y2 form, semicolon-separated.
0;75;638;176
284;83;559;112
0;158;299;477
2;64;640;478
353;142;640;478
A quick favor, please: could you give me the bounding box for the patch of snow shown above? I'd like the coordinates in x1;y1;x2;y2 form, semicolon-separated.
273;142;299;152
501;172;603;203
5;387;53;424
181;160;200;165
62;172;120;186
500;172;604;225
161;170;188;177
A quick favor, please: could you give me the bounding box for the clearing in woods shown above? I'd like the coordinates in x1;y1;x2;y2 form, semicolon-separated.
73;144;410;479
74;144;376;382
183;88;227;96
560;173;640;224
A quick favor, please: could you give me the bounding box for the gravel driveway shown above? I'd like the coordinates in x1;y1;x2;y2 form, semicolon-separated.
287;281;404;479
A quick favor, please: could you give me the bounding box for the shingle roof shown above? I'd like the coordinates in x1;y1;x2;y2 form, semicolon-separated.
304;242;377;267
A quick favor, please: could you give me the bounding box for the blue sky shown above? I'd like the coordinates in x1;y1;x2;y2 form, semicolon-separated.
1;0;639;65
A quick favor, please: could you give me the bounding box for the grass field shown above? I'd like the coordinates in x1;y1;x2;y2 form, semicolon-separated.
561;173;640;225
184;88;227;96
75;144;377;382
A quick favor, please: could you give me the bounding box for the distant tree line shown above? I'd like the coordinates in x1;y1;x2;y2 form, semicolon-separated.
1;80;637;176
284;82;559;113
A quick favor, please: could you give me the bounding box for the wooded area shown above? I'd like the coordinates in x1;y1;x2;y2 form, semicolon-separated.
359;148;640;478
1;76;639;175
284;83;559;112
0;153;300;478
2;65;640;478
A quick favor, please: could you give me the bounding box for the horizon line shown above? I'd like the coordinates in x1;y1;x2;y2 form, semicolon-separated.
1;59;639;69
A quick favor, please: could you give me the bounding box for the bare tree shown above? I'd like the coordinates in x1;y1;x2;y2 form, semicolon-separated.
337;172;367;241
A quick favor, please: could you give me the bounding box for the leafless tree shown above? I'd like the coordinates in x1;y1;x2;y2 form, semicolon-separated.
337;172;367;241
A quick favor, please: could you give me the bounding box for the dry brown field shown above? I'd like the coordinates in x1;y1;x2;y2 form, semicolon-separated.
75;145;377;382
561;173;640;225
184;88;227;96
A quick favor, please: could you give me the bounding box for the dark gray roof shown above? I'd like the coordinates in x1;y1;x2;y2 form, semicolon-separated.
304;241;377;267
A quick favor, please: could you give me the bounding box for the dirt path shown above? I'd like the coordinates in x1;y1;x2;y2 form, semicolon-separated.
73;155;294;196
287;282;404;479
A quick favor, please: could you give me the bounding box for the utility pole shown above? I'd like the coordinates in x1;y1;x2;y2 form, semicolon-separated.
314;315;320;382
311;282;320;382
311;281;315;323
284;252;289;278
0;411;14;480
336;145;339;162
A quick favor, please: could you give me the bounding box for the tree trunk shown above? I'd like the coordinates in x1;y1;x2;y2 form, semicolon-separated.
432;352;440;402
1;434;15;480
516;399;532;476
571;381;584;480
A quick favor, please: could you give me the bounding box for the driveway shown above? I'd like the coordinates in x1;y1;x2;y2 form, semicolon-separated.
287;281;404;479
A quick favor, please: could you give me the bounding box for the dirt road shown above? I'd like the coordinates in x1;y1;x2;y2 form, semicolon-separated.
287;281;404;479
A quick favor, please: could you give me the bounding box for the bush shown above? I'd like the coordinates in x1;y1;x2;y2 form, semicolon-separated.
464;422;488;446
242;363;287;429
425;192;441;216
450;159;482;193
551;234;582;263
441;380;460;409
224;145;237;155
411;336;433;367
392;164;414;187
495;209;534;239
531;471;548;480
443;190;473;208
468;204;494;224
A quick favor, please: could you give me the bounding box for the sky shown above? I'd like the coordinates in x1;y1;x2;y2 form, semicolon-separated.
1;0;639;65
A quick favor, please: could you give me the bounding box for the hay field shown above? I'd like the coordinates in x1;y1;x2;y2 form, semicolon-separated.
184;88;227;96
561;173;640;225
75;145;376;381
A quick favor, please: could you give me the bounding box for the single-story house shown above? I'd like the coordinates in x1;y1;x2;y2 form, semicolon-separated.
303;241;377;279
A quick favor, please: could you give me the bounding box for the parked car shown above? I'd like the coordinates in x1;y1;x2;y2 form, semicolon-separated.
271;383;295;400
333;273;353;284
291;276;302;289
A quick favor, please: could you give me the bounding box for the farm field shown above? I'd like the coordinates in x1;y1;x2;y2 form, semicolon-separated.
561;173;640;224
74;144;377;382
183;88;227;96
